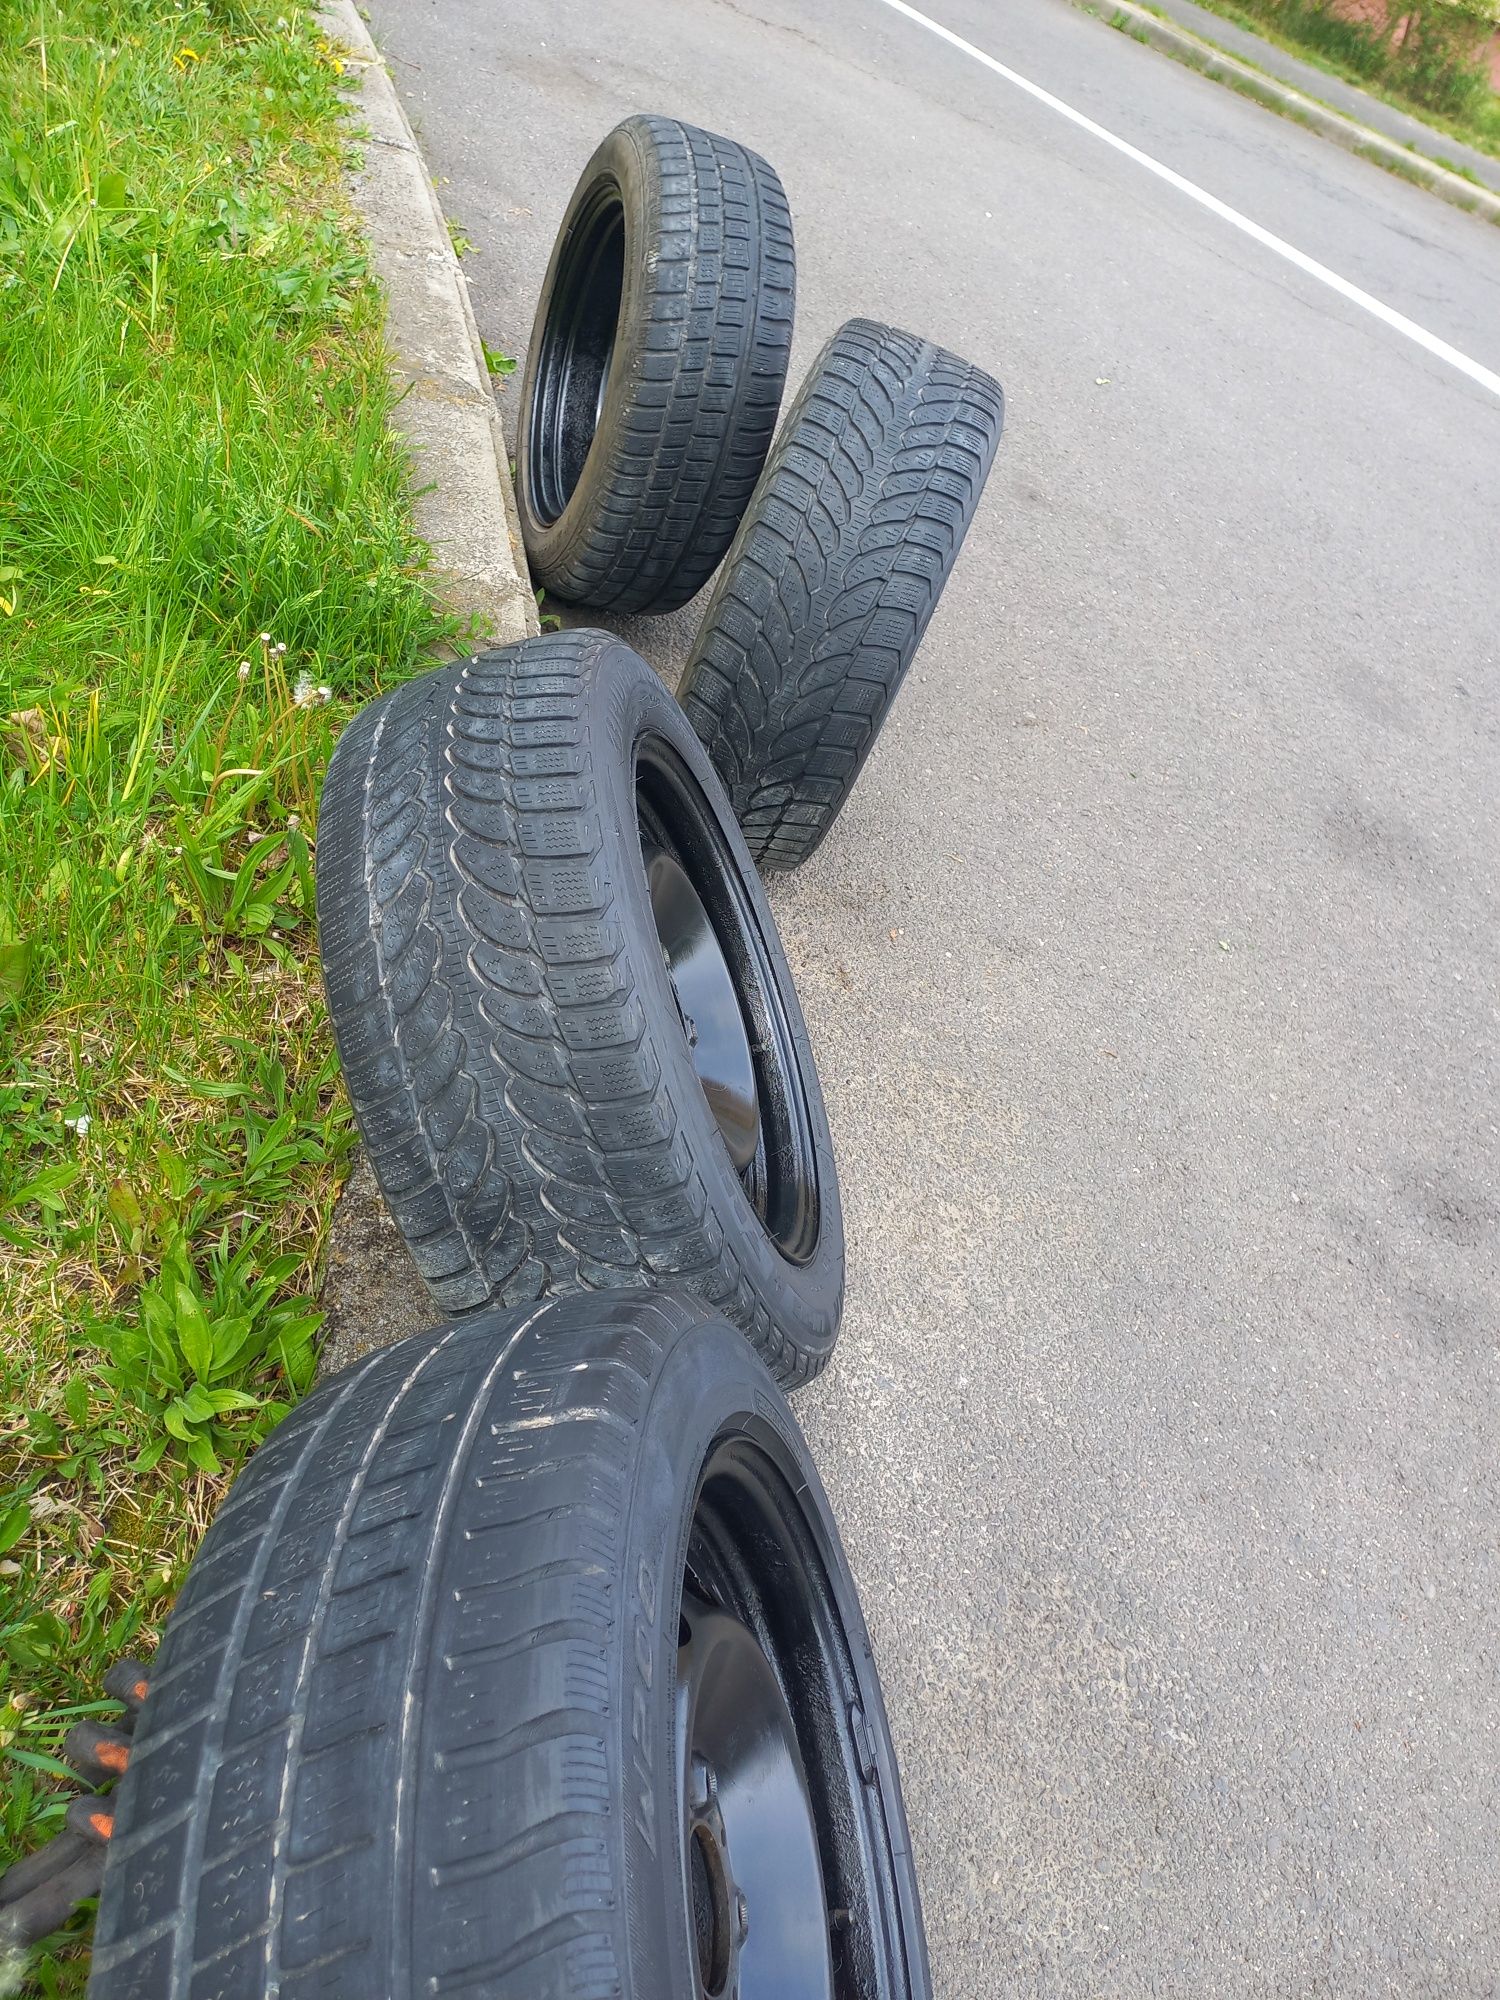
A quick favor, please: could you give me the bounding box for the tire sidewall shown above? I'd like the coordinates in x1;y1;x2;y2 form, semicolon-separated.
590;642;844;1366
517;121;658;580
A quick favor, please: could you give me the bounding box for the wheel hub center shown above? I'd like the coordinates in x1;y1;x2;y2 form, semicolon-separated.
687;1755;747;1995
677;1591;833;2000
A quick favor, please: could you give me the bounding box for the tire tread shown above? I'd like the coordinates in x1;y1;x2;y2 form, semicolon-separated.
679;318;1004;870
92;1299;704;1999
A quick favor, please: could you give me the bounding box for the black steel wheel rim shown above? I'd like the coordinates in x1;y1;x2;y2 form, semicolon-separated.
635;733;820;1263
676;1430;912;1999
527;178;625;526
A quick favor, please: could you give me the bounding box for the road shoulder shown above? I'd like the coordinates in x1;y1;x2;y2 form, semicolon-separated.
1077;0;1500;223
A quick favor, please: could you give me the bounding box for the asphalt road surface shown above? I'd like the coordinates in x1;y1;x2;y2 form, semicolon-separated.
359;0;1500;1988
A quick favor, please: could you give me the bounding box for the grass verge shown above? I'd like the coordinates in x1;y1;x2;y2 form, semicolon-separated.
0;1;450;1986
1178;0;1500;155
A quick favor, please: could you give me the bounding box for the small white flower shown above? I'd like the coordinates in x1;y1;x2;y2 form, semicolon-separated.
292;671;316;707
64;1114;91;1138
237;661;251;681
318;685;333;704
259;632;271;644
275;641;288;657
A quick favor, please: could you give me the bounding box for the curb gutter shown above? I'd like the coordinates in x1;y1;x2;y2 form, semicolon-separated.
320;0;541;645
1088;0;1500;227
318;1152;435;1378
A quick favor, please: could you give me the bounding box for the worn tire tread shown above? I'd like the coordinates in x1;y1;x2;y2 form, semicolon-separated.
91;1296;705;2000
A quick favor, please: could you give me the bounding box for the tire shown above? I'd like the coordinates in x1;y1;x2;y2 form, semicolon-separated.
89;1293;930;2000
314;630;842;1387
517;114;795;616
678;320;1005;872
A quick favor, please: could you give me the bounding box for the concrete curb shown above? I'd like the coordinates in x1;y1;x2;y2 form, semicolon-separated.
1088;0;1500;227
317;0;540;1375
319;0;540;645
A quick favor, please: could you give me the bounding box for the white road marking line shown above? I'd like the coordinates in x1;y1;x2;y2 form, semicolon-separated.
872;0;1500;401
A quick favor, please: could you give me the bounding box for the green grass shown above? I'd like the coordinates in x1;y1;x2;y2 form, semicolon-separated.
0;0;452;1986
1184;0;1500;154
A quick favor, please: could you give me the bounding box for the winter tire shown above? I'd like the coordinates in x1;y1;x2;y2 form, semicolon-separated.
315;630;842;1386
89;1292;931;2000
678;319;1004;871
517;114;795;615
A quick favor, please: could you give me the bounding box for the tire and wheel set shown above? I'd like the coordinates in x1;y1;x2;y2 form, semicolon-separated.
314;628;842;1387
90;1297;926;2000
78;110;1005;1998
